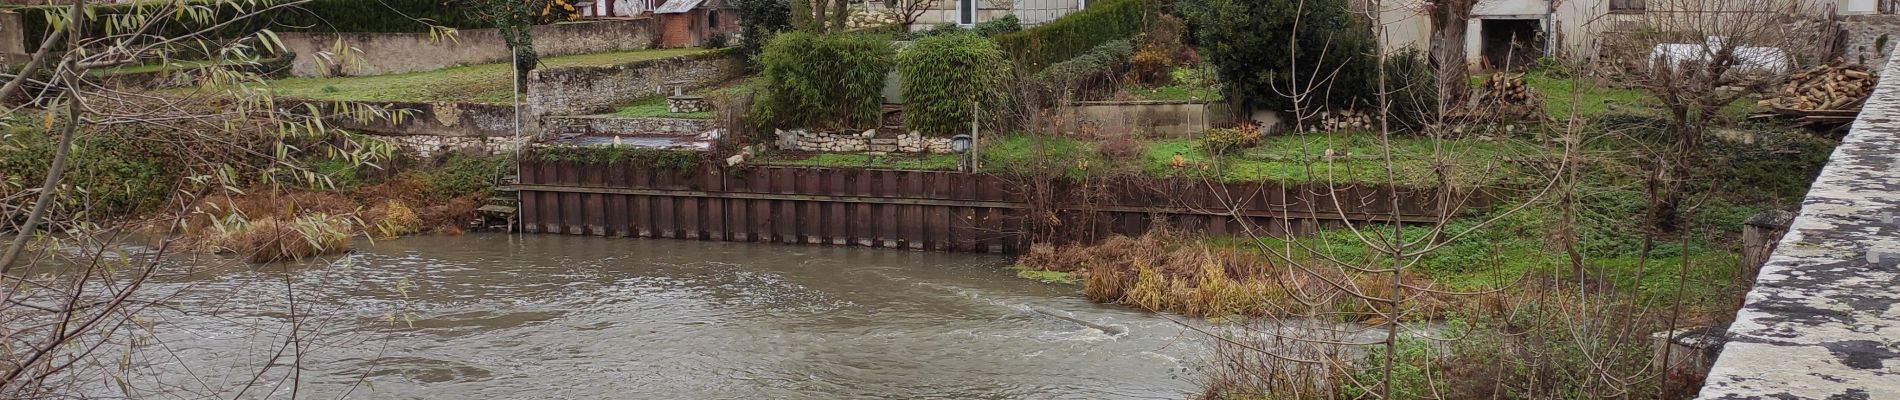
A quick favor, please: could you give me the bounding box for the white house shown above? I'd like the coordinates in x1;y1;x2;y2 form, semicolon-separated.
1369;0;1894;70
882;0;1084;29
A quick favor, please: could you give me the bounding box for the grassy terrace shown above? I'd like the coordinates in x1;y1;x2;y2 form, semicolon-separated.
758;132;1535;186
607;79;754;119
263;48;708;104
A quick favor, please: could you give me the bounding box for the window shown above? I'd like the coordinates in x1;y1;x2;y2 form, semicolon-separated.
1610;0;1645;13
958;0;975;25
708;9;719;26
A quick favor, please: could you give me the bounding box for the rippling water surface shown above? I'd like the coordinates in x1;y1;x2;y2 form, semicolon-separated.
130;234;1207;399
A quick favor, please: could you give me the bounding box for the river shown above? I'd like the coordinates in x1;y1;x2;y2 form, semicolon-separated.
118;234;1208;399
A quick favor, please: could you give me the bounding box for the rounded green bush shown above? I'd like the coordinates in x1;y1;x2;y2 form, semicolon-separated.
754;32;895;131
897;33;1009;136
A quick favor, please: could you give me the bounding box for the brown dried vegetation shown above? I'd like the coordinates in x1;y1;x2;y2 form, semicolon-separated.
1023;229;1457;321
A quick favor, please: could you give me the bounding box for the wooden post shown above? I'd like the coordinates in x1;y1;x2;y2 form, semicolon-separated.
1740;210;1796;288
970;100;980;171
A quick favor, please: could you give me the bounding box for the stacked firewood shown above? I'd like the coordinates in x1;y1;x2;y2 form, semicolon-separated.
1476;73;1536;107
1753;62;1878;129
1319;109;1375;131
1445;73;1545;123
1759;63;1876;113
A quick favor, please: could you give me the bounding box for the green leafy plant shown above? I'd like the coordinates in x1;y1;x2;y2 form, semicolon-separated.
1178;0;1376;112
423;153;510;197
898;33;1009;136
1198;123;1260;153
1382;48;1439;129
734;0;793;58
971;15;1022;37
1027;39;1136;102
994;0;1153;71
528;147;702;169
753;32;895;131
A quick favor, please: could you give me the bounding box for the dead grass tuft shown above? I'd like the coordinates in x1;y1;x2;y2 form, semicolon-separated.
1025;229;1462;321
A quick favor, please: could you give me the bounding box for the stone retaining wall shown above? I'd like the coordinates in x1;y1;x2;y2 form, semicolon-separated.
543;116;713;137
526;49;746;118
1840;14;1900;69
1696;50;1900;399
292;100;522;138
278;19;656;77
774;129;954;153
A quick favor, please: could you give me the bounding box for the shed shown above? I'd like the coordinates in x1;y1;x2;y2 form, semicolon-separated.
655;0;739;48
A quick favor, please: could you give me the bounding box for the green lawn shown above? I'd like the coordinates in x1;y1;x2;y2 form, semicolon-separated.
1125;66;1224;102
759;152;961;170
612;96;714;119
1144;133;1532;185
1519;71;1650;121
264;48;709;104
93;59;257;76
762;132;1536;186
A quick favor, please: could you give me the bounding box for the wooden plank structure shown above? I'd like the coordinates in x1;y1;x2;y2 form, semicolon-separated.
515;161;1468;253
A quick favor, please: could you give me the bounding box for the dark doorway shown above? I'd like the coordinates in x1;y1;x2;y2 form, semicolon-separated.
1480;19;1544;71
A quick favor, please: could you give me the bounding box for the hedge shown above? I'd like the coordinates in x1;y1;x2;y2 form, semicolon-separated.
993;0;1151;71
1027;39;1134;102
898;33;1008;136
15;0;487;52
752;32;894;131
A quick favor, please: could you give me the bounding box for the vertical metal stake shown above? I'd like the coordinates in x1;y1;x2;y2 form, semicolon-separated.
511;48;524;235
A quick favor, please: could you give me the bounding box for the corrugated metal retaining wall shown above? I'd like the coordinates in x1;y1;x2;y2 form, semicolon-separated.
515;161;1461;253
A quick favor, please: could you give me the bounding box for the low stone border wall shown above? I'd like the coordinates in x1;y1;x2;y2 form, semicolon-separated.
543;115;713;137
289;100;523;138
1697;51;1900;399
774;129;953;153
527;48;746;118
278;19;656;77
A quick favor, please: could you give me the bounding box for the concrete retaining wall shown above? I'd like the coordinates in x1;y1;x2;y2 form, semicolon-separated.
1697;51;1900;399
1046;101;1233;138
526;49;746;117
279;19;657;77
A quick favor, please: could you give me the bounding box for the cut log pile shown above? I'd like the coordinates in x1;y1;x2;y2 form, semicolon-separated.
1460;73;1544;122
1319;109;1375;131
1755;63;1877;126
1477;73;1535;106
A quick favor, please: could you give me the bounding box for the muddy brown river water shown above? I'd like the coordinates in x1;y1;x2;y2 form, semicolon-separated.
122;234;1208;399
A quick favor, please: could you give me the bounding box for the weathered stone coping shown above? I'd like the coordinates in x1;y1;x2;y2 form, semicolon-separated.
1697;52;1900;399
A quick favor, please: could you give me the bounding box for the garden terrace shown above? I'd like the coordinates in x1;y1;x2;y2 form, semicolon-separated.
756;133;1540;187
262;48;710;104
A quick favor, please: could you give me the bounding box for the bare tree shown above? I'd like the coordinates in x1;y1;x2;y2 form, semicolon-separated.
1608;0;1805;231
1428;0;1477;106
0;0;412;397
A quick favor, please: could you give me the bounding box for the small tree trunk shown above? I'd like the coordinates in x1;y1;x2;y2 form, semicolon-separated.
1429;0;1475;107
831;0;848;31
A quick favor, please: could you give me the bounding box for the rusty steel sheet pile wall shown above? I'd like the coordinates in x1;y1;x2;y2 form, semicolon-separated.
514;162;1459;253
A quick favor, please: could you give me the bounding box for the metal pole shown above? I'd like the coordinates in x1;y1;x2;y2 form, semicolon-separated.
511;48;524;234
